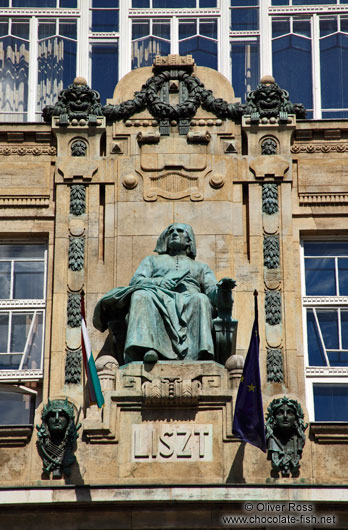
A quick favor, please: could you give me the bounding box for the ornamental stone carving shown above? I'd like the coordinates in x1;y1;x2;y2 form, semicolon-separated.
71;140;87;157
266;397;308;477
42;77;103;125
262;183;279;215
65;348;82;384
67;292;81;328
142;377;201;405
245;75;306;123
265;290;282;326
264;236;280;269
70;185;86;216
68;236;85;272
36;399;80;478
266;348;284;383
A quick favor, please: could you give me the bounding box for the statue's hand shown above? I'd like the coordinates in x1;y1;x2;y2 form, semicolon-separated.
217;277;237;291
160;278;177;290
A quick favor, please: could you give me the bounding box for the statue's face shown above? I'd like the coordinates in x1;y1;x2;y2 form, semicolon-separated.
167;224;190;251
47;409;69;436
274;404;296;431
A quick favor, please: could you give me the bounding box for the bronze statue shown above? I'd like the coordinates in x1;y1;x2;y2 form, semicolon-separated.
36;399;80;478
265;397;307;477
93;223;236;364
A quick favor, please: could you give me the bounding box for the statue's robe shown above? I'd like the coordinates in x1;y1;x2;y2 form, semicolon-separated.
93;254;219;363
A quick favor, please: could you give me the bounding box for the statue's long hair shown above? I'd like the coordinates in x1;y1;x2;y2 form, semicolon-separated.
265;397;307;444
154;223;196;259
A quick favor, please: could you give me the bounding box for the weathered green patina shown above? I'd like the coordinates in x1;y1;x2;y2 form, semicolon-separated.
93;223;236;364
36;399;80;478
265;397;308;477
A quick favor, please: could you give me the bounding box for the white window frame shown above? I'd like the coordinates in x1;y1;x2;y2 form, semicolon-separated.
301;237;348;422
0;243;47;382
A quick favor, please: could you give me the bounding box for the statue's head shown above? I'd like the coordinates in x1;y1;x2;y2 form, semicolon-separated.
246;76;288;118
154;223;196;259
41;399;75;439
266;396;307;440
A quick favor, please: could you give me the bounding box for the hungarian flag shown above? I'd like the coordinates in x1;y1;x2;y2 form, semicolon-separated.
81;292;104;408
232;290;266;452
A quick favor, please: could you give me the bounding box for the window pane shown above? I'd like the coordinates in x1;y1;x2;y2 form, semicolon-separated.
92;43;118;105
179;21;197;40
92;0;118;5
60;0;77;6
13;0;56;5
153;0;195;6
305;258;336;296
132;0;149;6
38;22;56;40
304;241;348;257
0;391;34;424
0;20;8;37
0;244;46;259
272;34;312;111
0;36;29;120
314;384;348;421
132;21;150;40
317;310;339;350
153;21;170;39
272;18;290;38
320;17;337;38
0;313;9;353
0;1;9;6
14;262;44;299
0;354;22;369
92;10;119;32
231;0;258;5
293;18;311;38
180;36;217;69
22;312;43;370
59;21;77;40
342;311;348;349
200;20;217;39
327;350;348;366
132;37;170;69
306;309;326;366
341;16;348;33
231;40;259;104
272;0;288;4
294;0;335;4
0;262;11;299
200;0;216;6
231;8;259;31
320;34;348;110
10;313;32;353
11;21;30;40
338;258;348;295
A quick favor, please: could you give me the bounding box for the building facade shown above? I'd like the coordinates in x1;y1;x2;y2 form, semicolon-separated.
0;1;348;528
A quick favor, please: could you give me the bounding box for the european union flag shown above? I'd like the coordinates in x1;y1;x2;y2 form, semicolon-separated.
232;291;266;452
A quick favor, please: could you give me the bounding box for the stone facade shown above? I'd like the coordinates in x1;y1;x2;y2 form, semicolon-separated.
1;56;348;528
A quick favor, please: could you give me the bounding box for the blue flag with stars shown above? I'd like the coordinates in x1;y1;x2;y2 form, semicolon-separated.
232;291;266;452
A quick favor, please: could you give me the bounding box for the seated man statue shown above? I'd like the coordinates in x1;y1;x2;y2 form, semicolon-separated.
93;223;236;364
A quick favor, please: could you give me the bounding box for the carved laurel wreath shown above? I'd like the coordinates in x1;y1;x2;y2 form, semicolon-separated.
102;70;244;123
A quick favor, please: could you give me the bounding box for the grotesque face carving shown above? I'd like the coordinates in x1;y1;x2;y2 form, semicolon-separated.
254;85;283;117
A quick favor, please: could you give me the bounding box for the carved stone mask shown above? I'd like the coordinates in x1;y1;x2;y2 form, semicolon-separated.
274;404;296;431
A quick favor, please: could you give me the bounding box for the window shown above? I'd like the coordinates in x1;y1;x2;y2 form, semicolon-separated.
302;240;348;422
0;384;36;425
0;243;47;379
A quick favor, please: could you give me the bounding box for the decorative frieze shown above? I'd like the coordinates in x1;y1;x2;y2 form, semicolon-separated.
291;143;348;153
0;145;56;156
142;378;201;405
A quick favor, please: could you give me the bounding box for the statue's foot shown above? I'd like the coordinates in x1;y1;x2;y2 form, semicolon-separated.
144;350;159;363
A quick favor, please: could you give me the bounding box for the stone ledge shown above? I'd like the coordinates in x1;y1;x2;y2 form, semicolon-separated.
1;484;348;505
310;422;348;443
0;425;33;446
